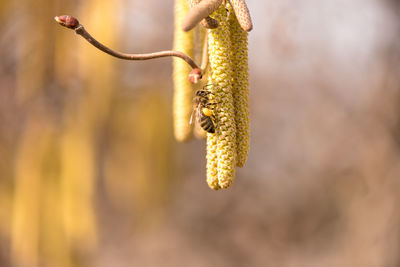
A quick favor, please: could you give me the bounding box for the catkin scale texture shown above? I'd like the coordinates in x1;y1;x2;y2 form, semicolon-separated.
229;10;250;167
207;5;236;189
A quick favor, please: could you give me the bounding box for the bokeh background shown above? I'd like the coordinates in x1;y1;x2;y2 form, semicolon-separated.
1;0;400;266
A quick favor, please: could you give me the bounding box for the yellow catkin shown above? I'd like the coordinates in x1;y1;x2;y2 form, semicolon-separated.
11;118;52;267
207;4;236;189
173;0;195;142
193;27;209;139
229;8;250;167
104;92;173;222
59;0;119;252
206;109;220;189
60;124;97;250
38;130;71;267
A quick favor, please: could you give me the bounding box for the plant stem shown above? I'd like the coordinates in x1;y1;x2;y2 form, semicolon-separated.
55;15;201;70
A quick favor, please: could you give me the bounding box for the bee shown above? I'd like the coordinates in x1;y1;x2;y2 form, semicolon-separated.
190;85;217;134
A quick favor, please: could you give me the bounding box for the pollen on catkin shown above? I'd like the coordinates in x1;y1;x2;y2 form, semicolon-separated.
173;0;195;142
207;4;236;189
229;7;250;167
206;117;220;189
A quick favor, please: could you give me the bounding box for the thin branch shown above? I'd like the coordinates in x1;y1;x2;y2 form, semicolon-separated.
182;0;223;32
190;0;219;29
54;15;201;71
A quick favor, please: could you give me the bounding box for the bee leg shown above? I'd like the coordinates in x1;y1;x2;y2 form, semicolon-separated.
203;84;213;90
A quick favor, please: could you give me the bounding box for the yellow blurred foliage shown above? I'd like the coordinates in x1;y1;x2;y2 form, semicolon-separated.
0;0;175;266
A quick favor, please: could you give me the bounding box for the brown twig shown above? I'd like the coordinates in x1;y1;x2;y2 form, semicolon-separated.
183;0;253;32
190;0;219;29
55;15;201;71
182;0;223;31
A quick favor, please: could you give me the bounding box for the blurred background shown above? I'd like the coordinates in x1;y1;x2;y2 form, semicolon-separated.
0;0;400;266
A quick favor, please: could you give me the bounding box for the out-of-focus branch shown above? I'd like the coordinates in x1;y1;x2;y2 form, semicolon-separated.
200;32;209;72
54;15;202;77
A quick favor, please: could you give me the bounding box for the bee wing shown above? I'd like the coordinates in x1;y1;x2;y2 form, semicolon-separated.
189;109;195;125
189;103;199;125
196;105;203;124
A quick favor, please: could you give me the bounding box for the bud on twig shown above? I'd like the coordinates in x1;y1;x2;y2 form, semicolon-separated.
54;15;80;29
188;68;202;84
54;15;202;74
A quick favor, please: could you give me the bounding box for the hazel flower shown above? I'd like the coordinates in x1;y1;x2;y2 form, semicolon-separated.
55;0;252;191
207;4;237;189
229;7;250;167
206;119;220;189
173;0;195;142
